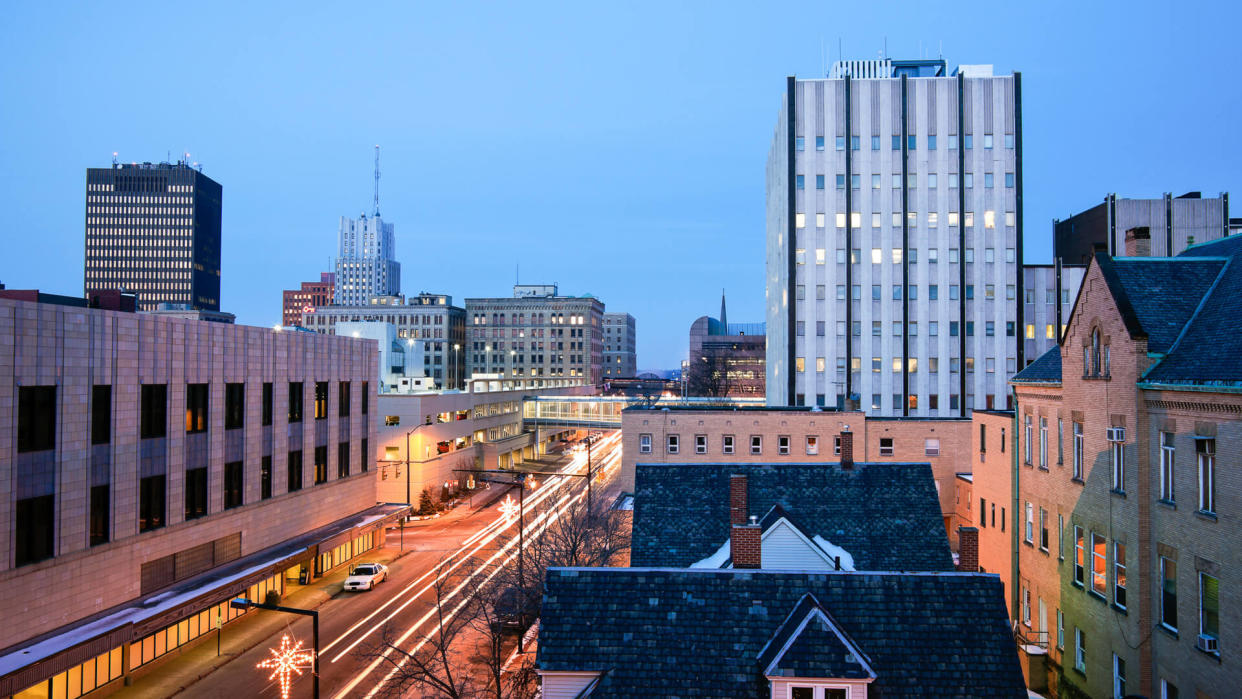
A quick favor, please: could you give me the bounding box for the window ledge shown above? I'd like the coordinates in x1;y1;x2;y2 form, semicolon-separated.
1071;477;1085;486
1158;624;1179;640
1111;604;1128;616
1110;488;1127;499
1157;499;1177;510
1196;646;1222;663
1038;466;1050;472
1023;539;1035;548
1039;547;1050;556
1087;590;1108;604
1196;510;1218;523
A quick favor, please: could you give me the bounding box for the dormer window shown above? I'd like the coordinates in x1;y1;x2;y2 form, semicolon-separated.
788;687;849;698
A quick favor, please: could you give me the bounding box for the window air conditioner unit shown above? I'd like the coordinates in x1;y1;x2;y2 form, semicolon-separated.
1197;634;1218;653
1106;427;1126;442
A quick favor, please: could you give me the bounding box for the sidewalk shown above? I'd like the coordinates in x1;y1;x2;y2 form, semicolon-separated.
111;545;411;698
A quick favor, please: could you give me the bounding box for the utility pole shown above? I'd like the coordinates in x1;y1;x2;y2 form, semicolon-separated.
586;437;593;512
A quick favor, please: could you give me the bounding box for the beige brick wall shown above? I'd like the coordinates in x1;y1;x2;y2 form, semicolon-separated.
0;299;380;649
620;408;971;541
970;410;1016;616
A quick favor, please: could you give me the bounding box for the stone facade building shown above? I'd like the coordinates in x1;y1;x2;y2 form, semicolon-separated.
1001;234;1242;698
0;295;403;698
302;293;467;390
465;285;604;390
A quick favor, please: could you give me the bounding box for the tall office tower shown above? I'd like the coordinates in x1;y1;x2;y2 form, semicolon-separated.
602;312;637;378
1054;191;1232;264
766;59;1022;416
334;213;400;305
334;149;400;306
84;160;222;311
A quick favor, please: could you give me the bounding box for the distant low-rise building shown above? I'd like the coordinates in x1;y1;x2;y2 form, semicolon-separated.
465;285;604;390
303;293;466;389
281;271;334;327
602;312;636;379
687;293;765;398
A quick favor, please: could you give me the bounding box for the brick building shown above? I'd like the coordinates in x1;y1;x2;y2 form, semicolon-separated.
620;406;970;545
999;233;1242;697
280;271;334;327
0;295;405;698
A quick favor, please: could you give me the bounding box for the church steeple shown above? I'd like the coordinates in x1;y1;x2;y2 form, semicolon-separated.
719;288;728;332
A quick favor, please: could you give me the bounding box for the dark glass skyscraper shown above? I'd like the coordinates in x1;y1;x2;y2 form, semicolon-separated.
84;161;222;311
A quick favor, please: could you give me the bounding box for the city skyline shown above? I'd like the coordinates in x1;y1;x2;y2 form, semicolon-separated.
2;2;1240;369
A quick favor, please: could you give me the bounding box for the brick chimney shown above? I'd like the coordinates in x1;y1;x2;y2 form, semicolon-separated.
1124;226;1151;257
839;429;854;470
731;520;762;569
957;526;979;572
729;474;748;525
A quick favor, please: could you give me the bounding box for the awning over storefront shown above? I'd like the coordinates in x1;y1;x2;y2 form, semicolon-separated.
0;503;410;695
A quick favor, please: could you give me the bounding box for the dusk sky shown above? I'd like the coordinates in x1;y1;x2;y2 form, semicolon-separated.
2;1;1237;370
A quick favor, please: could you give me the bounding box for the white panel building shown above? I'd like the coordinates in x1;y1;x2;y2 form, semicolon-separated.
334;213;400;306
766;58;1024;416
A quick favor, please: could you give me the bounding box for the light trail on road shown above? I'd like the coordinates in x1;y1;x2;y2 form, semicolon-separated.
328;433;622;698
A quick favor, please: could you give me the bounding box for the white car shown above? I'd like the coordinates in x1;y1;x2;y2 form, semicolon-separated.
343;563;389;591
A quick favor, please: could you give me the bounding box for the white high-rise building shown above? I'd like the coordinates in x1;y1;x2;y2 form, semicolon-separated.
334;213;400;306
766;58;1024;415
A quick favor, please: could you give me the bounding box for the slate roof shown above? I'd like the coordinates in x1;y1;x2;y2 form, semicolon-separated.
757;594;874;680
1096;254;1225;353
1011;346;1061;384
631;462;953;571
538;567;1027;698
1141;235;1242;387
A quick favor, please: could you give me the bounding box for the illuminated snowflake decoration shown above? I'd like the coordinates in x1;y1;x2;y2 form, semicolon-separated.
257;634;314;699
498;494;520;520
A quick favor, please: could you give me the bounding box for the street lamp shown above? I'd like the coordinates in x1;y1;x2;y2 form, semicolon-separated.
453;343;461;390
402;423;428;550
231;597;320;699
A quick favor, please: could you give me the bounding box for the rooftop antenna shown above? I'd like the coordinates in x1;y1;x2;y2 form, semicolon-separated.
516;263;520;285
838;37;842;64
820;37;825;77
111;151;118;167
373;144;381;217
939;40;943;60
884;37;887;60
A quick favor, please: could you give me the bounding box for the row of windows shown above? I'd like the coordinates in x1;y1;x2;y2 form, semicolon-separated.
796;133;1014;152
797;355;1016;377
637;432;938;457
796;171;1015;190
798;282;1017;303
791;392;1008;412
18;381;369;451
798;319;1020;341
797;245;1015;265
14;440;371;568
1022;413;1218;515
794;210;1015;229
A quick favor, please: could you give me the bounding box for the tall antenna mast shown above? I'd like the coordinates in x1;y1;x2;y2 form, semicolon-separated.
373;144;381;217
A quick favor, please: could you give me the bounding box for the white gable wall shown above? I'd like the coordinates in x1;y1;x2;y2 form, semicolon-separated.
540;671;600;699
762;520;836;570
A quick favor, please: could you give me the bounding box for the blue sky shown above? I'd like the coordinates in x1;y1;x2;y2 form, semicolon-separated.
1;1;1237;370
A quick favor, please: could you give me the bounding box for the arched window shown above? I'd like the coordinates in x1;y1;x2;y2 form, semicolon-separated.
1092;329;1101;376
1083;345;1091;377
1104;345;1111;376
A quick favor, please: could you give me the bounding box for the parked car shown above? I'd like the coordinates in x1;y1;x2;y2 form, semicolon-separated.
343;562;389;591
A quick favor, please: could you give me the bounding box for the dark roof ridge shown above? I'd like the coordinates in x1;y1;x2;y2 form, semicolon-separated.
1094;253;1148;340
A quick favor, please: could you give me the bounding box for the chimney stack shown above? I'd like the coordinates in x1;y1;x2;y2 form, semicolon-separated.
731;518;762;569
839;429;854;470
957;526;979;572
729;474;748;525
1124;226;1151;257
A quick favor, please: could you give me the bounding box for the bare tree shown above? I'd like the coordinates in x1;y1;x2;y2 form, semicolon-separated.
355;563;481;698
685;346;734;397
